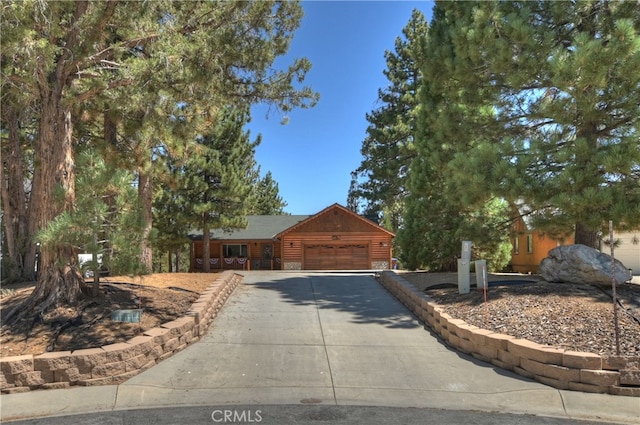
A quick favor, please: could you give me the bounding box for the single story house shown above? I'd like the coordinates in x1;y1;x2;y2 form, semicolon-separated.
510;203;573;273
189;203;395;271
510;202;639;274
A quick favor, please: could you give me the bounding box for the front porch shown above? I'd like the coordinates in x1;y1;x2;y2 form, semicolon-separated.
192;256;283;271
190;239;282;271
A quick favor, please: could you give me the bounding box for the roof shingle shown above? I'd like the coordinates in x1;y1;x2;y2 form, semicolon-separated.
188;215;310;241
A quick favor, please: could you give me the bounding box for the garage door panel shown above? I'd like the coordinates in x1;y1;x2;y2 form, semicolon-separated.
304;244;369;270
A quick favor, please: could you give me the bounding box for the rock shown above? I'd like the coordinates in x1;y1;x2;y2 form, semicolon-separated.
539;244;632;286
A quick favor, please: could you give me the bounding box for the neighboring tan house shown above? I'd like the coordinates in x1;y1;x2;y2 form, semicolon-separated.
605;231;640;274
510;202;639;274
189;203;395;271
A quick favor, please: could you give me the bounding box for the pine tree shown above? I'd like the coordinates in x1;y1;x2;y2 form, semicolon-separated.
0;103;34;282
424;1;640;247
33;149;144;297
152;153;192;273
1;1;317;321
400;2;513;271
179;107;257;272
250;171;288;215
346;171;363;214
349;9;428;233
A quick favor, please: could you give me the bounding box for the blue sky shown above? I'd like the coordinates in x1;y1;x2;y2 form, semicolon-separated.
246;1;433;215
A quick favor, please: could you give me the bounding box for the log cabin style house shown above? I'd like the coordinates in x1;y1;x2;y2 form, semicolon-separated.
189;203;395;271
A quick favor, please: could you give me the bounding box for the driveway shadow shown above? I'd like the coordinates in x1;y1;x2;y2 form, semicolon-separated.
249;273;420;330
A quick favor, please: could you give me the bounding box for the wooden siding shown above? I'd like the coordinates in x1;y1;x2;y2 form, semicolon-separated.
191;239;278;271
510;216;573;273
190;204;395;272
282;232;392;269
289;207;382;234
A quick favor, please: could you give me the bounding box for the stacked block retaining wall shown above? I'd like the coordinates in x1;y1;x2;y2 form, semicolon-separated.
1;271;241;393
378;271;640;397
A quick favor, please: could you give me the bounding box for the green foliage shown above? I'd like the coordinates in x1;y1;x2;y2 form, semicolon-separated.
249;171;288;215
36;149;146;278
402;0;640;268
1;0;317;289
349;9;428;234
458;198;513;272
421;1;640;246
171;106;256;232
398;191;463;272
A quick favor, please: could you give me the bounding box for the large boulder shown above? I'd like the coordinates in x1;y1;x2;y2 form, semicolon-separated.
539;244;632;286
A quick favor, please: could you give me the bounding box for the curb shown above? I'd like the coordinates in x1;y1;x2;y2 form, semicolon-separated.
378;271;640;397
0;271;242;393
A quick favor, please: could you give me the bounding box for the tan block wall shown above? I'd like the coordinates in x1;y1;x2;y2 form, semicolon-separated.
1;271;241;393
378;271;640;397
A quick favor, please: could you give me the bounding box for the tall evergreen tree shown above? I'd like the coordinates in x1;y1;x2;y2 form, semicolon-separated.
179;107;257;273
424;1;640;247
349;9;428;233
400;2;513;271
1;1;317;321
250;171;288;215
152;153;192;273
0;102;34;282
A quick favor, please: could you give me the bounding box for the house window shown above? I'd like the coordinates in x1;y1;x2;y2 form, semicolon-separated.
513;237;519;255
223;244;248;258
527;234;533;254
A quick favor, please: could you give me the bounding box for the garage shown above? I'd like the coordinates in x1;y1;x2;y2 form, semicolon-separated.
190;203;395;271
304;243;369;270
614;231;640;274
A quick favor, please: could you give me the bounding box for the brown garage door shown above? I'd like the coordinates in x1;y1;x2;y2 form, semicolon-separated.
304;244;369;270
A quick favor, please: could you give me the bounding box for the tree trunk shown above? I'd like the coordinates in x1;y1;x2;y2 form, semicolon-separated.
138;172;153;272
202;218;211;273
574;222;600;249
1;106;30;280
175;249;180;272
7;102;86;323
5;0;95;323
168;251;173;273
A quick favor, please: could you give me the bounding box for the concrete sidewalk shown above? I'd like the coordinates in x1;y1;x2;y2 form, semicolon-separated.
1;272;638;423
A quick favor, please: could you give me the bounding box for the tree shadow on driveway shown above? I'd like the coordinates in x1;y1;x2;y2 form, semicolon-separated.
248;273;421;330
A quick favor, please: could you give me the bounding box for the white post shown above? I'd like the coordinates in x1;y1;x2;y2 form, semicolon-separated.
475;260;488;291
609;221;620;355
458;241;472;294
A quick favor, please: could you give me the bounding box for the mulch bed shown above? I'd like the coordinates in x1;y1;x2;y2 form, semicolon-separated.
401;272;640;356
0;276;213;358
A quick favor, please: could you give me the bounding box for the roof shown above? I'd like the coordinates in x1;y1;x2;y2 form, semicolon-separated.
188;215;310;241
512;199;534;231
275;203;395;238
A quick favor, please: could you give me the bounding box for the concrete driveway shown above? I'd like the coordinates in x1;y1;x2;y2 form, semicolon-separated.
2;272;638;423
116;272;636;420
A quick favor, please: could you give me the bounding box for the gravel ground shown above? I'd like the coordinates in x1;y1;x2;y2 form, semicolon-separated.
400;272;640;356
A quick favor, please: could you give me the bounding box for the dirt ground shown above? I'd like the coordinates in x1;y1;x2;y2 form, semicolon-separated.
0;273;222;358
400;271;640;356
